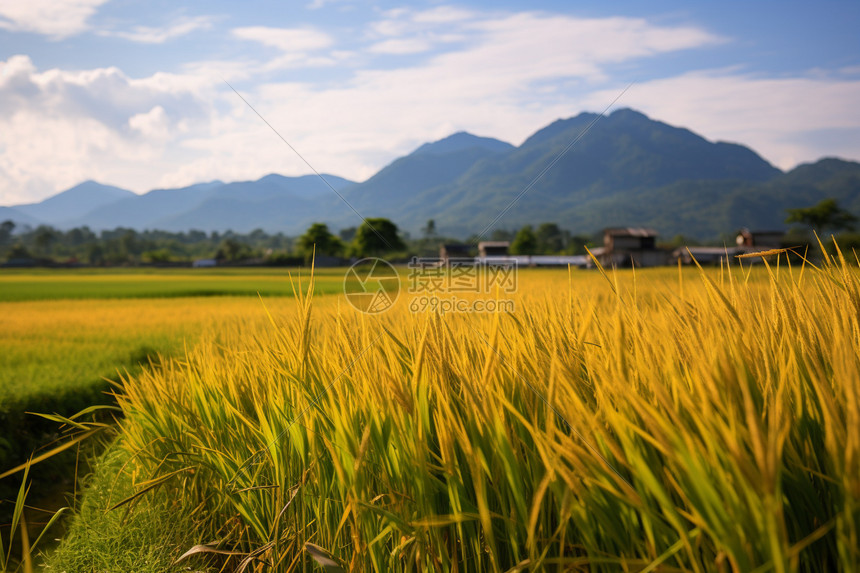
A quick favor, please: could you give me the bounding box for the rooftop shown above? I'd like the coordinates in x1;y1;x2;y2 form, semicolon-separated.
604;227;658;237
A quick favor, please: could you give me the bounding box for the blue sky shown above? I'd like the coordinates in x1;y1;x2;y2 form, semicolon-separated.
1;0;859;204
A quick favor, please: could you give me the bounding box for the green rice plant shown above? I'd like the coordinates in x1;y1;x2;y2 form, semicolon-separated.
0;294;302;521
0;460;72;573
67;258;860;572
45;437;210;573
1;406;122;571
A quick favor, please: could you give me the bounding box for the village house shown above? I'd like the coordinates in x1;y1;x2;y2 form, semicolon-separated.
439;243;472;261
590;227;669;268
675;228;788;266
736;228;785;249
477;241;510;258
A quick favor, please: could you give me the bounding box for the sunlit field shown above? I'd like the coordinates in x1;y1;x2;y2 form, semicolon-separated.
0;268;335;568
0;267;334;449
1;298;255;408
34;255;860;572
0;269;335;474
0;268;344;302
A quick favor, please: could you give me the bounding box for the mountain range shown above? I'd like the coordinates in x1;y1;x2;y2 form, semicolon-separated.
2;108;859;240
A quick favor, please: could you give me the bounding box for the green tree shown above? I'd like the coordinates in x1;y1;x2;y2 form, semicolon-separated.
188;229;207;243
350;218;405;258
566;234;594;255
786;198;857;233
120;230;140;258
66;226;96;247
422;219;436;241
33;225;57;256
535;222;564;254
86;242;104;264
5;243;31;260
510;225;538;255
143;248;172;263
215;238;251;262
490;228;515;242
297;223;343;261
663;234;700;249
0;220;14;248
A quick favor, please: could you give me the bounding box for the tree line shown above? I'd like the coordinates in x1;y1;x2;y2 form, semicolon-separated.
1;198;856;265
0;216;600;266
0;224;292;265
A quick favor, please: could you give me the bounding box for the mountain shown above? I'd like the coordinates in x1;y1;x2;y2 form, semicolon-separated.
3;109;859;239
64;180;225;230
14;181;136;225
331;108;785;237
208;173;353;203
0;206;42;228
412;132;514;156
341;134;515;216
579;157;860;239
154;174;354;232
48;174;354;232
725;158;860;231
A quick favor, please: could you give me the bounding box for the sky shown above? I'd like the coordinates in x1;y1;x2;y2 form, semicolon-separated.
1;0;859;205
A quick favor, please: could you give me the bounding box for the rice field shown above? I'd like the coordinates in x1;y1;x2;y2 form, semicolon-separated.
0;268;344;302
0;267;327;555
0;267;336;420
43;253;860;572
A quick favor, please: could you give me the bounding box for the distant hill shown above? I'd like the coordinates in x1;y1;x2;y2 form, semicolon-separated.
14;181;136;224
154;174;354;232
412;132;514;156
332;108;786;237
34;174;355;233
3;109;859;239
342;139;515;216
508;156;860;240
727;157;860;231
0;206;42;229
63;180;225;230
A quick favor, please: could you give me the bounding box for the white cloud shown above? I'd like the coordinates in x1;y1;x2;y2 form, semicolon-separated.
368;38;433;55
838;65;860;77
0;111;132;204
128;105;170;139
186;27;343;75
305;0;354;10
293;11;722;159
227;26;338;72
1;9;858;208
232;26;333;52
458;13;724;82
0;55;213;203
0;0;109;38
101;16;214;44
355;8;460;61
366;5;475;52
412;6;475;24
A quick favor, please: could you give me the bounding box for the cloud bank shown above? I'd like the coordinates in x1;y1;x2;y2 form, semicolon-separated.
0;0;109;38
1;6;858;205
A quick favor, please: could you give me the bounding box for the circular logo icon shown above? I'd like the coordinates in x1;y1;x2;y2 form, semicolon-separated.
343;258;400;314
